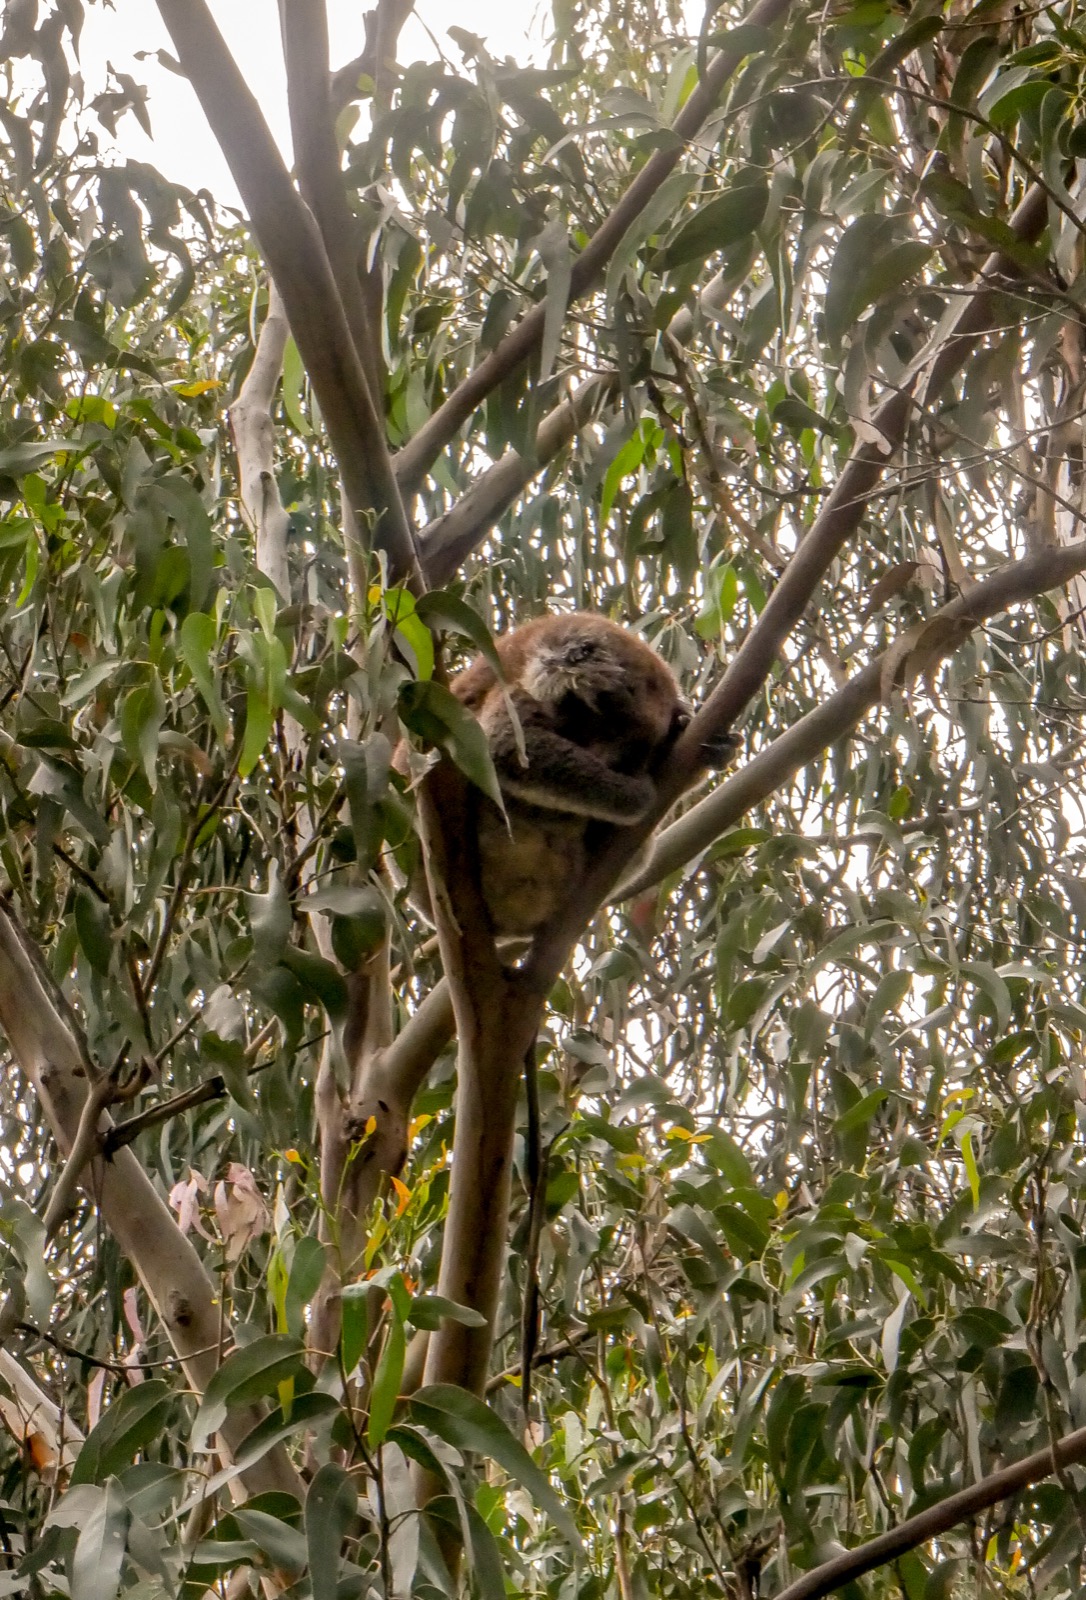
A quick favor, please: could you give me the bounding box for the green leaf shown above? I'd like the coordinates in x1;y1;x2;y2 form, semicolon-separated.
409;1385;582;1549
278;947;349;1023
536;213;572;383
246;866;292;965
832;1087;889;1136
239;683;274;777
70;1480;129;1600
75;890;113;976
305;1464;358;1600
119;673;166;789
381;587;435;680
824;216;931;345
368;1310;406;1448
407;1294;488;1332
415;593;503;679
284;1236;327;1340
233;1508;306;1572
398;679;505;813
654;171;769;270
604;167;697;309
71;1382;172;1487
462;1501;507;1600
191;1335;307;1452
178;611;228;740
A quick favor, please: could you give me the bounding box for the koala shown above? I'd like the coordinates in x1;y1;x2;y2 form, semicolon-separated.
412;612;703;937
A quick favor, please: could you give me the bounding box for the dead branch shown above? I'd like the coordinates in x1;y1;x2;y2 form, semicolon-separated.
391;0;795;495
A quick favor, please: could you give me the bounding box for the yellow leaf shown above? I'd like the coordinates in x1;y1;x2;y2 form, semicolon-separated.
283;1148;303;1164
175;379;221;396
391;1175;411;1215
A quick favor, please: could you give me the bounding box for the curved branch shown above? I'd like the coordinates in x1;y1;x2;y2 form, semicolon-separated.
774;1418;1086;1600
154;0;418;585
419;376;616;585
391;0;795;495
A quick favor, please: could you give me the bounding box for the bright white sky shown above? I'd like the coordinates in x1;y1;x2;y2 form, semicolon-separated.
78;1;546;202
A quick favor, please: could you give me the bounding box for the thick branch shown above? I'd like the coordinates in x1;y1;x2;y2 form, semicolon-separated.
280;0;383;396
392;0;794;494
375;981;456;1102
774;1418;1086;1600
416;763;542;1401
622;539;1086;895
0;907;302;1498
155;0;418;585
418;376;616;585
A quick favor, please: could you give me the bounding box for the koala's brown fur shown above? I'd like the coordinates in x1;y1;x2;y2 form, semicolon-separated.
406;612;691;937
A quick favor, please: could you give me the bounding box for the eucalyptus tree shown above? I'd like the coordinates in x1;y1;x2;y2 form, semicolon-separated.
5;1;1086;1597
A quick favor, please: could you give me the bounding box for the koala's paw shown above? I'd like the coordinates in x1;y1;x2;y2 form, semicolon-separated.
701;729;740;768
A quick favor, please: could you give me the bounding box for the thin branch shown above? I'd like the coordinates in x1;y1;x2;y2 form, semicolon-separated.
418;376;616;585
154;0;419;585
621;538;1086;896
42;1073;115;1241
773;1418;1086;1600
103;1047;278;1157
391;0;795;494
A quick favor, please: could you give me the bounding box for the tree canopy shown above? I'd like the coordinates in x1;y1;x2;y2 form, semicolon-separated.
5;1;1086;1597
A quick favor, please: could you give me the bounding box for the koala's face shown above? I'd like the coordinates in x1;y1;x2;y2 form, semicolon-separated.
522;617;682;749
523;628;628;705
